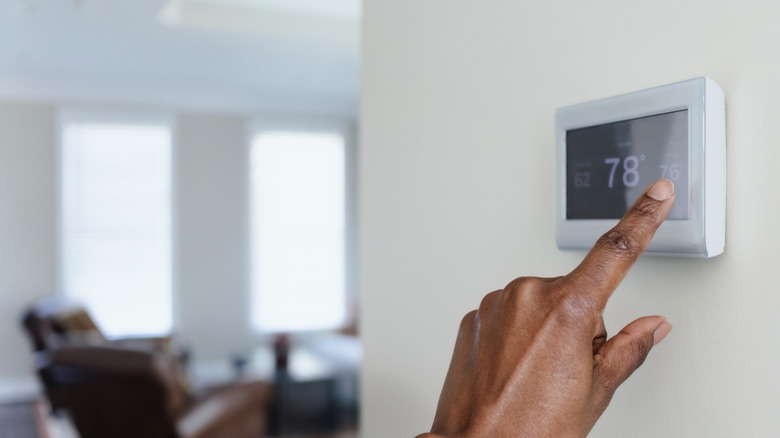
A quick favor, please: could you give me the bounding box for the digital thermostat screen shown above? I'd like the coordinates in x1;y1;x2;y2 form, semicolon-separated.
566;110;689;220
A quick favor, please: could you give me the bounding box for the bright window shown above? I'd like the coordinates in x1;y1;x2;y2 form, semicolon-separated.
60;117;173;337
250;131;347;332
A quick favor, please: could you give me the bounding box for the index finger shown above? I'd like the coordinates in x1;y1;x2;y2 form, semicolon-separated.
568;178;676;305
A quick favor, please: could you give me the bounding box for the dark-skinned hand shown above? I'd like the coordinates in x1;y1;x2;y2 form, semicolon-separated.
419;178;676;438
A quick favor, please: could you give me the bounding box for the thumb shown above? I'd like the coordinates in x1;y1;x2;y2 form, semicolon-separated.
591;316;672;404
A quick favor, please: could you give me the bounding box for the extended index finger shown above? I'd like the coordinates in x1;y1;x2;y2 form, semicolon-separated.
568;179;676;306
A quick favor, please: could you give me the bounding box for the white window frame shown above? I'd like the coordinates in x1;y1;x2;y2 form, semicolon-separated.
56;108;179;337
246;116;357;335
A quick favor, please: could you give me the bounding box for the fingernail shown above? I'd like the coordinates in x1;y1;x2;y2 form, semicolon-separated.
653;318;673;346
647;179;675;201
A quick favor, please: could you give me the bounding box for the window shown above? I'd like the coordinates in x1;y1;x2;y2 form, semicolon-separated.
250;129;348;332
59;115;173;337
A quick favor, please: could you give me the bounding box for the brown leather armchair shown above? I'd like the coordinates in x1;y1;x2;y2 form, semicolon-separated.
21;297;189;412
21;297;177;354
39;346;272;438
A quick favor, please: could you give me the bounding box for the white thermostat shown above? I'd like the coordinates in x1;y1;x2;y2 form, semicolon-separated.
556;77;726;257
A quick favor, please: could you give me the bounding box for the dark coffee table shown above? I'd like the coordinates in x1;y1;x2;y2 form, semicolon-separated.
189;335;360;436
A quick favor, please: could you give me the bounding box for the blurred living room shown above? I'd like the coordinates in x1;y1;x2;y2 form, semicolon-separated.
0;0;360;437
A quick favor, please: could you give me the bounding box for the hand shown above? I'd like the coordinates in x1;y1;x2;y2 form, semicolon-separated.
420;179;676;438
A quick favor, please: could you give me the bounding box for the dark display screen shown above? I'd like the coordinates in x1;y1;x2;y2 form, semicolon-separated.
566;110;688;220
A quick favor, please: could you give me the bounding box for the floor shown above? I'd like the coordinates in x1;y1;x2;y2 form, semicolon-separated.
0;402;40;438
0;399;358;438
278;432;357;438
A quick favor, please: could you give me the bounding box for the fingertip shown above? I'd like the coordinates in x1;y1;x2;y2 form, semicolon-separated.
652;318;673;346
647;178;675;201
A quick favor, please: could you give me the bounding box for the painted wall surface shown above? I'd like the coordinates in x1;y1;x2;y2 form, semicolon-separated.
360;1;780;436
176;113;254;360
0;102;56;380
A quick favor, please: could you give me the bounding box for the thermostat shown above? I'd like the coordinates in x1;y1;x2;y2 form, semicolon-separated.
556;77;726;257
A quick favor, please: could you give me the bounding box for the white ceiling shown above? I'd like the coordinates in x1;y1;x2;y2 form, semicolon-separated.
189;0;361;20
0;0;360;116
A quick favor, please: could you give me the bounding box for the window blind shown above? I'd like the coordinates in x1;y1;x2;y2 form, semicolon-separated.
60;121;173;337
250;131;346;332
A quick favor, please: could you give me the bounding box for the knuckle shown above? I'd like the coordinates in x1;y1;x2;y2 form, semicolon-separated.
478;290;500;313
459;310;478;331
504;276;545;295
502;276;547;306
500;277;557;312
596;228;640;257
457;310;480;343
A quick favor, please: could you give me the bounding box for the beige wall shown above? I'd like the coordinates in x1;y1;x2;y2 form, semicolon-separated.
0;102;56;380
360;1;780;436
176;113;254;360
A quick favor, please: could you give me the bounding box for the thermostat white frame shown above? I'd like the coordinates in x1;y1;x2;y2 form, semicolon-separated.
555;77;726;257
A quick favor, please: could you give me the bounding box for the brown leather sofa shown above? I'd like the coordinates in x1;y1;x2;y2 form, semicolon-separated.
40;346;272;438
